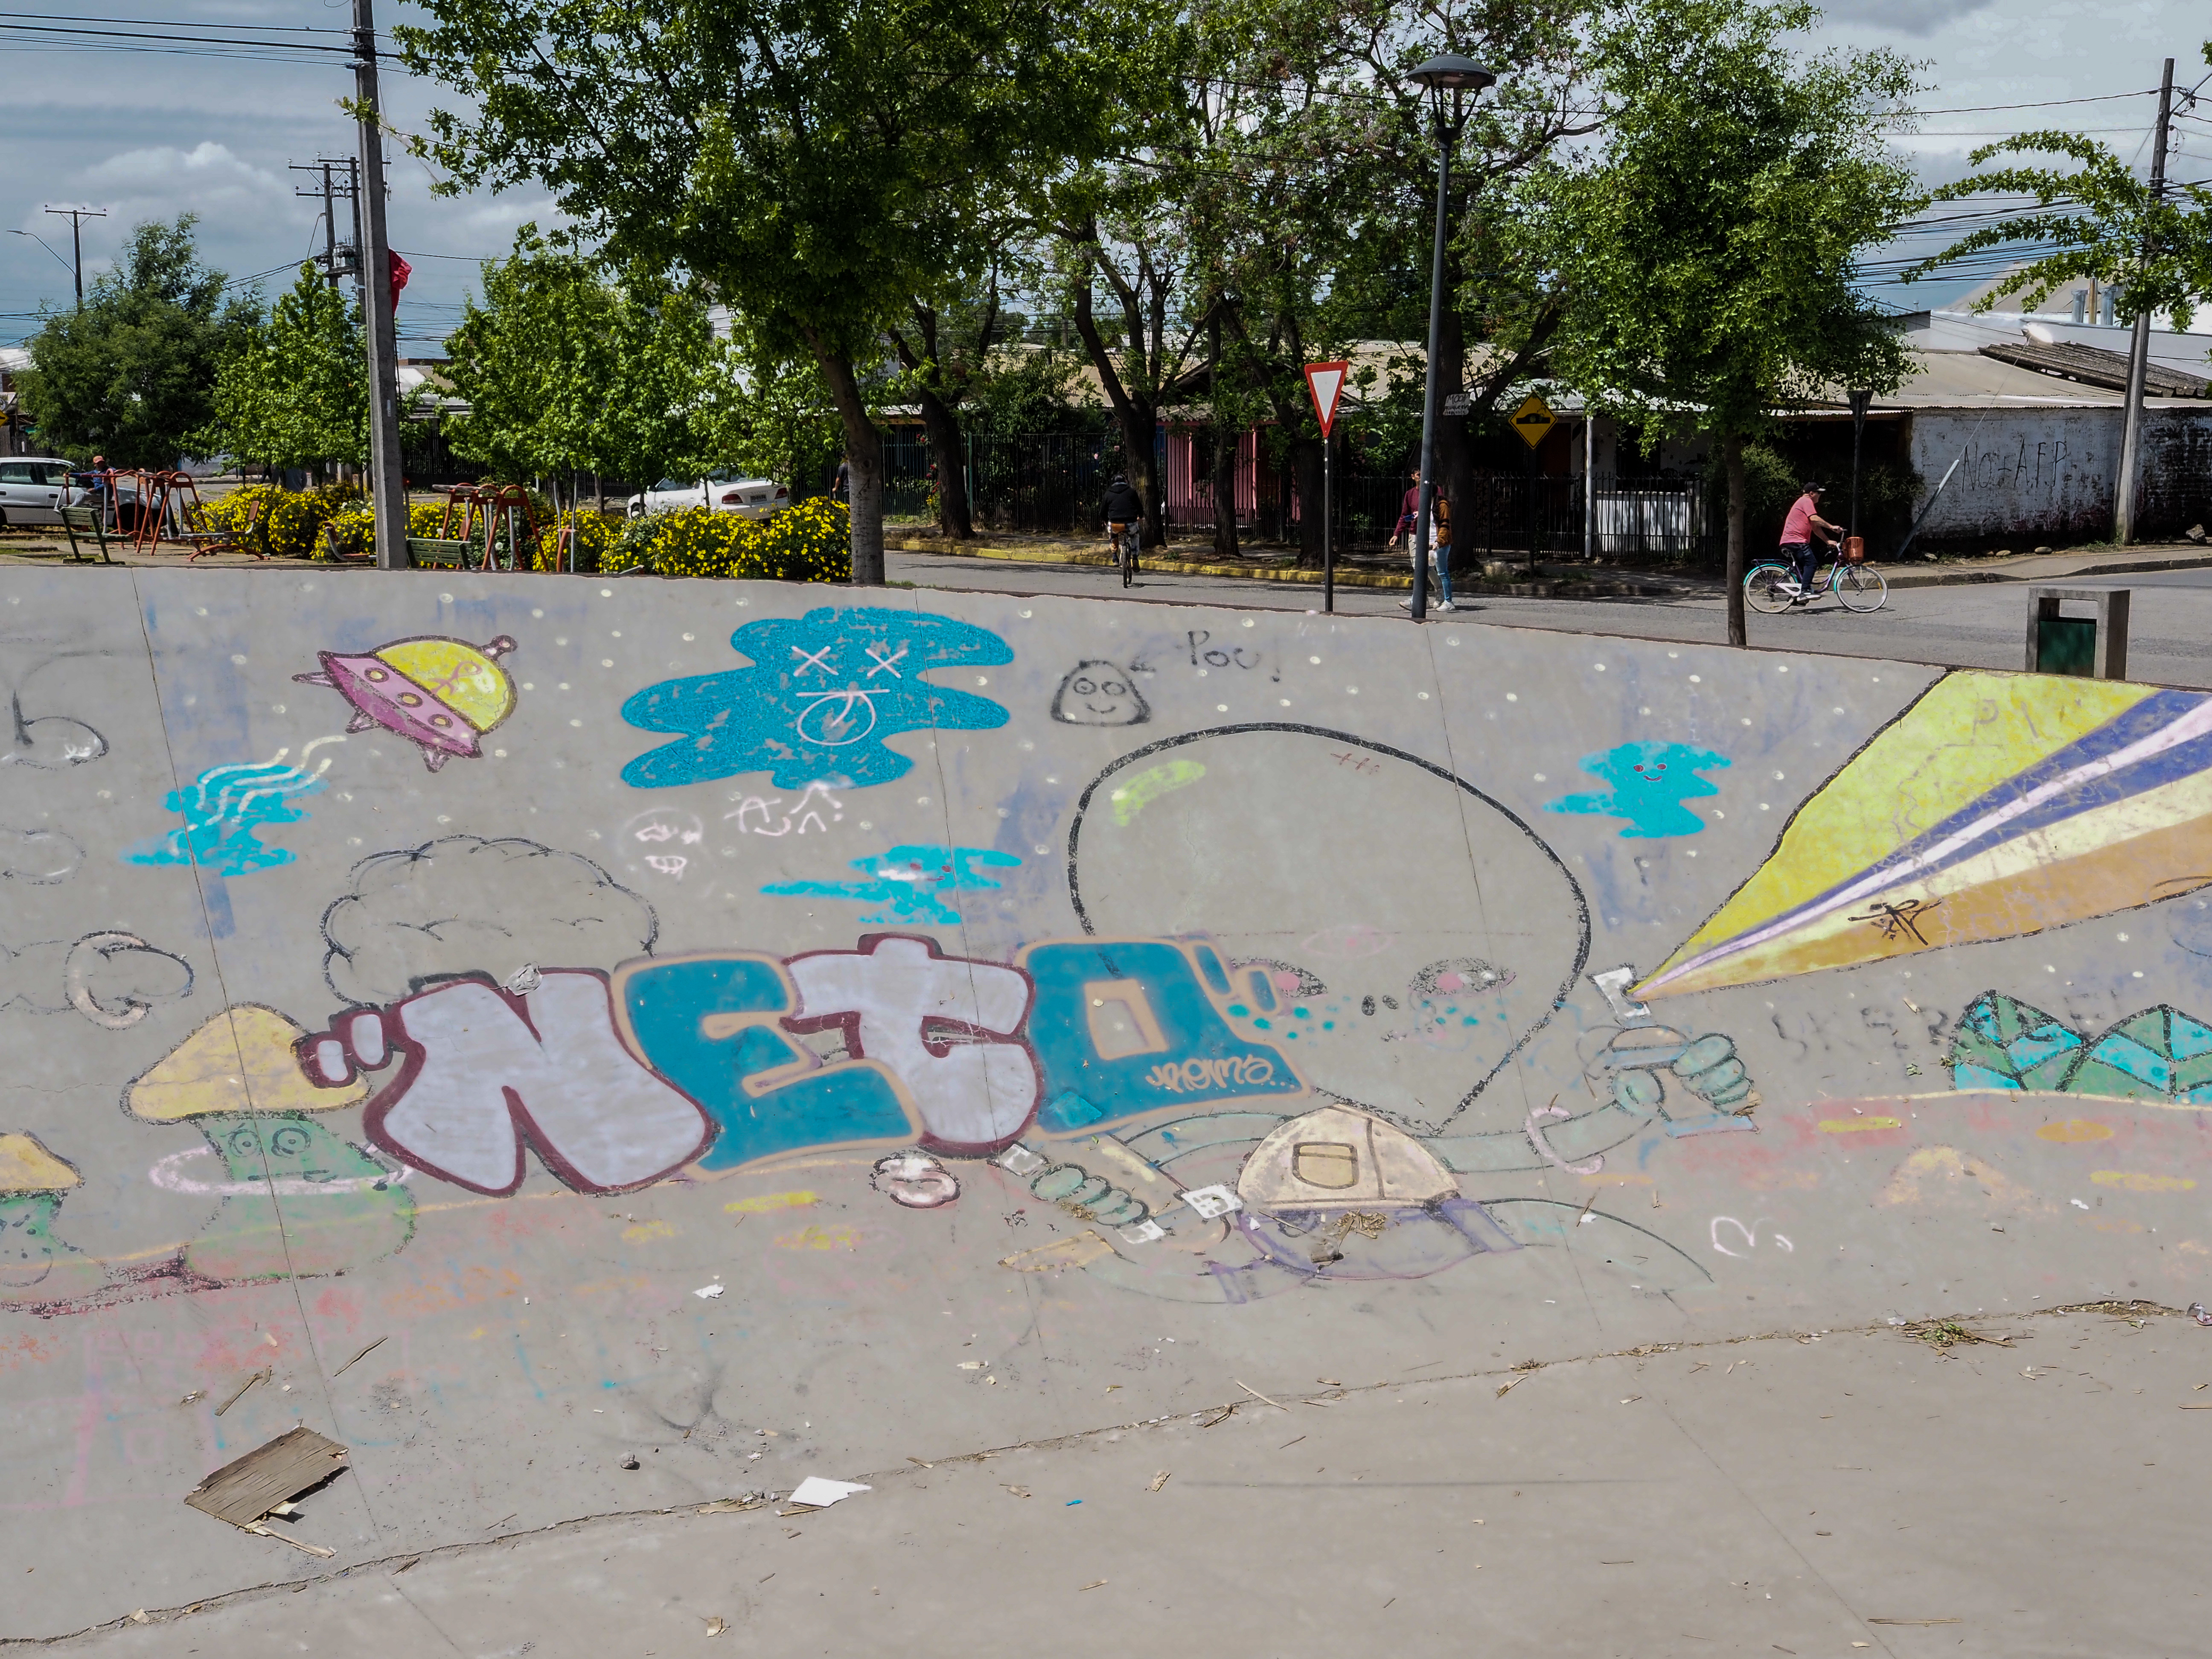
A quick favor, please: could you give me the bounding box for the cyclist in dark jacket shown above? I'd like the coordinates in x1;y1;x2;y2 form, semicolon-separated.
1101;476;1144;525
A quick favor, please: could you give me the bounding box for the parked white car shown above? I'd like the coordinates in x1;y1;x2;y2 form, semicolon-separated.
626;471;789;520
0;457;88;527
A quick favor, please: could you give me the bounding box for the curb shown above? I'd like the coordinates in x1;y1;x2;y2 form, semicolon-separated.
1883;553;2212;589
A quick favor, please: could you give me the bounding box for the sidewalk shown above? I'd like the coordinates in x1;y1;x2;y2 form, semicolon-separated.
41;1307;2208;1656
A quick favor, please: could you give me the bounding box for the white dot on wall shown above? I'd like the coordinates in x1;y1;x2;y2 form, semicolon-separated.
1773;771;1786;780
1534;773;1547;782
1740;717;1752;726
96;789;111;800
1833;707;1844;715
682;632;696;642
1420;692;1432;701
1594;663;1607;672
532;608;545;618
601;659;614;668
859;821;873;830
1347;687;1359;695
1035;845;1049;855
1021;741;1035;751
917;796;931;806
600;588;613;597
1639;706;1650;715
1506;693;1519;702
436;814;452;825
2117;932;2130;941
556;637;569;646
976;677;989;686
1760;802;1770;811
493;749;507;758
1689;675;1701;684
1447;637;1461;647
347;837;361;846
2135;970;2145;978
570;719;583;728
997;808;1010;818
1280;699;1292;707
521;682;535;691
2045;965;2056;973
611;630;622;639
1309;656;1322;665
736;598;750;607
230;654;247;666
1686;849;1698;857
195;607;207;617
1241;617;1255;628
271;704;285;714
1217;704;1228;712
440;593;453;603
1020;609;1033;618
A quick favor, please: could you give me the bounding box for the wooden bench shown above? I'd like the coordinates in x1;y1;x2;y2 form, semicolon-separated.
58;505;113;565
406;536;476;569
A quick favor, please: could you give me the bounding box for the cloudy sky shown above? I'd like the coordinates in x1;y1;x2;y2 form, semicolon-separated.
3;0;2208;349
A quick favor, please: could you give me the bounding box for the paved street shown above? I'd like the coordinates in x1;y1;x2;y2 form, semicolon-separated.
891;547;2212;688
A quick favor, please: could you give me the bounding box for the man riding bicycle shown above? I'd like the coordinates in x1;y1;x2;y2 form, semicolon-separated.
1777;482;1841;604
1101;474;1144;581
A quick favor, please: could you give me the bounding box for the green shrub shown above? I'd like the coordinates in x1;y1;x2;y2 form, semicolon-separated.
603;501;850;583
201;483;360;559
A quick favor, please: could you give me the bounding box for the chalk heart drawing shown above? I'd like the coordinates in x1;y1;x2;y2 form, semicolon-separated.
125;1006;414;1284
296;634;518;772
764;845;1020;925
621;607;1013;791
1070;725;1589;1135
1545;742;1731;838
1051;661;1150;727
0;1132;102;1307
1639;672;2212;998
123;760;325;876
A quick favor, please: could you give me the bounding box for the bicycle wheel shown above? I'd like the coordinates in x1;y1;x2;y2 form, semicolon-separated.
1744;563;1796;615
1121;532;1136;588
1834;563;1887;612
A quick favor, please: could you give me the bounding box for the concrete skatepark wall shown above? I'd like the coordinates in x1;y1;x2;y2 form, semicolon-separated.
4;566;2210;1632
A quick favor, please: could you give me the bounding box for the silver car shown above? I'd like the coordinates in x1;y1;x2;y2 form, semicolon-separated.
0;457;86;527
626;470;789;521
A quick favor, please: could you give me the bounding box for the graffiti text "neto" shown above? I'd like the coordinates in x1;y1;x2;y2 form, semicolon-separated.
1145;1056;1276;1094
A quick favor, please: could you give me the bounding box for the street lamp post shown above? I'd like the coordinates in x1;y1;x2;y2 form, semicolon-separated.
1406;52;1496;623
1846;387;1871;550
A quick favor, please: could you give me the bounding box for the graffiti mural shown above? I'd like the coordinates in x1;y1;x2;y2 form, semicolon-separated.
1544;741;1731;837
621;607;1012;789
763;845;1022;924
0;929;193;1028
0;1134;99;1307
1639;672;2212;997
294;634;519;772
1950;992;2212;1104
122;759;326;875
1051;660;1150;726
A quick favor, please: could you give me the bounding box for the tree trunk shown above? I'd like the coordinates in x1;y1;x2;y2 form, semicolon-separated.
809;339;884;585
914;385;973;539
1292;435;1326;568
1725;430;1747;647
1210;425;1239;561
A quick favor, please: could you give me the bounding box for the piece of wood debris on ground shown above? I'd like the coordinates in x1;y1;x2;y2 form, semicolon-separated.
184;1426;349;1528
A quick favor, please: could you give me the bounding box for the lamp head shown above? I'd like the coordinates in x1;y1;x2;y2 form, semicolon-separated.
1409;53;1497;93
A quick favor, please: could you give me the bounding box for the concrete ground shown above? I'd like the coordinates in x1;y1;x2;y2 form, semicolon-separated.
26;1307;2209;1657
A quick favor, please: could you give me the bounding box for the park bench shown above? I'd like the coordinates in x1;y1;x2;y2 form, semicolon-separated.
58;505;113;565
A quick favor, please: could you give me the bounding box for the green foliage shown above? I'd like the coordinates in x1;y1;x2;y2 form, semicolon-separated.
1904;65;2212;329
533;509;617;573
200;483;363;559
603;501;851;582
18;216;259;469
1540;0;1922;445
197;265;368;474
444;237;718;486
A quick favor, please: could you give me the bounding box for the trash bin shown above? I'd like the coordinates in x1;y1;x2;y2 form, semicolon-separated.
2025;586;2129;680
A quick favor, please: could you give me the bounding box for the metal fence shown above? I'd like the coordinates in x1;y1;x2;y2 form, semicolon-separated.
884;424;1716;562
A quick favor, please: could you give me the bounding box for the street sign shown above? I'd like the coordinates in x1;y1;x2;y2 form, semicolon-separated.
1304;361;1349;435
1510;394;1557;449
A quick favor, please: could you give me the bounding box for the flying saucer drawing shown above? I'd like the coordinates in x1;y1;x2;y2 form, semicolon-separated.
295;635;518;771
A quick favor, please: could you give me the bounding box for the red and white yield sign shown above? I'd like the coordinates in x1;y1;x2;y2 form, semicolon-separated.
1304;360;1350;435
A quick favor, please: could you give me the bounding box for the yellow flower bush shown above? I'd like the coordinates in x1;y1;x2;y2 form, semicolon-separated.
201;483;361;559
533;510;617;573
602;500;850;583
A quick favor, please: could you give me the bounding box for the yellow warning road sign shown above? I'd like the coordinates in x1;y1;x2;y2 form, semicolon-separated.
1509;394;1557;449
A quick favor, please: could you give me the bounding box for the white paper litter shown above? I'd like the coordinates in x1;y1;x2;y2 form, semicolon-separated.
695;1283;726;1299
787;1477;870;1508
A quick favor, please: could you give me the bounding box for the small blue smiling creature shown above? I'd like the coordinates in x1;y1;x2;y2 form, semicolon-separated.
1545;741;1731;838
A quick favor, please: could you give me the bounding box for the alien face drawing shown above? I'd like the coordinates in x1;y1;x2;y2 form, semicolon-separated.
1051;661;1150;727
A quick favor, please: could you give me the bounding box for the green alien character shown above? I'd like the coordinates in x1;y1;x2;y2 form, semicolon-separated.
0;1132;105;1308
125;1006;416;1286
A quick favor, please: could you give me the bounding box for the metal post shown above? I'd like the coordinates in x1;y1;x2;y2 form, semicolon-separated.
322;164;337;285
2115;56;2174;547
1322;436;1335;613
1412;102;1455;623
43;207;106;308
1583;413;1594;560
353;0;407;571
1847;388;1871;546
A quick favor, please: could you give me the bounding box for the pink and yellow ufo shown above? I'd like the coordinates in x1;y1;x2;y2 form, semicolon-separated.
295;634;518;771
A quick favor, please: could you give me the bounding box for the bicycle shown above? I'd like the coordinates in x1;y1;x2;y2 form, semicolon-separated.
1744;541;1886;614
1107;519;1140;588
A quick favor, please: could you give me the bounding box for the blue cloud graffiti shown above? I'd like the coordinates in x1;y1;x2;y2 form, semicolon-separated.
620;607;1014;791
763;845;1022;925
1544;742;1730;838
123;761;325;875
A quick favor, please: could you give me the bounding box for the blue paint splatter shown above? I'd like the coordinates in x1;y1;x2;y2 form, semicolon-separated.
763;845;1022;925
123;761;323;875
1544;742;1731;838
621;607;1013;791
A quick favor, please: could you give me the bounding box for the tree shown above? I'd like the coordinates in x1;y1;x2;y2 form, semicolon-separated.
197;264;367;480
1903;48;2212;328
18;216;258;469
1540;0;1920;645
397;0;1114;584
444;239;717;505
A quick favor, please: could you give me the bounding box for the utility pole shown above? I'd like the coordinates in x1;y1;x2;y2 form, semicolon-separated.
42;206;107;308
2114;56;2174;547
290;160;361;287
353;0;407;570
